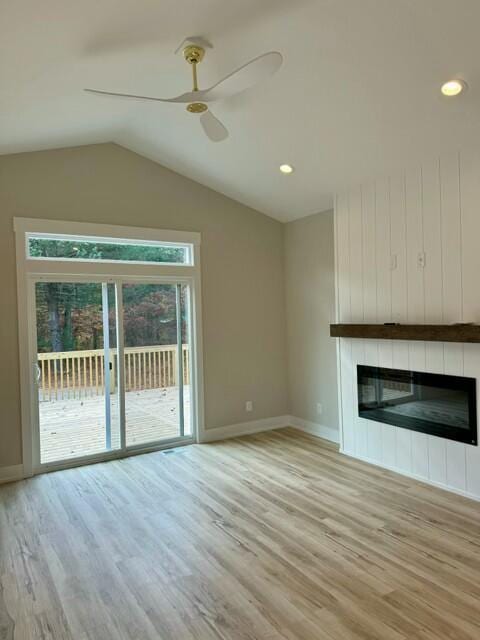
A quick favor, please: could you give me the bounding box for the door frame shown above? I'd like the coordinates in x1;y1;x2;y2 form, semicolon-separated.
14;218;205;477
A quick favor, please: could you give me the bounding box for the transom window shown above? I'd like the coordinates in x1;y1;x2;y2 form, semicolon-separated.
27;234;192;265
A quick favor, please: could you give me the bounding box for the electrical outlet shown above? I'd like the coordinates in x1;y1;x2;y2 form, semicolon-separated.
317;403;323;415
417;251;426;268
246;400;253;412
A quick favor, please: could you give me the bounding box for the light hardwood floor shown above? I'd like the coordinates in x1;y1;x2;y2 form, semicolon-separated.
1;428;480;639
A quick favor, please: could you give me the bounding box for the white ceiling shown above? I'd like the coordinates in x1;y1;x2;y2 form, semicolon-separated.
2;0;480;222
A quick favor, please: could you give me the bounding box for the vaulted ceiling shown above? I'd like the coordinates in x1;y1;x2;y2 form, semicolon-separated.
2;1;480;221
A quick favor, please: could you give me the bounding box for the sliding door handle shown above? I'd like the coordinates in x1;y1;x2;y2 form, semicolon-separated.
33;363;41;385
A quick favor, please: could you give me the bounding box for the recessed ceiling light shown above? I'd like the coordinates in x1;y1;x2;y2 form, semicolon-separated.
279;164;294;174
441;79;467;97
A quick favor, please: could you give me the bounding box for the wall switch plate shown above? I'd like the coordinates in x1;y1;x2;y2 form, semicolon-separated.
317;403;323;415
245;400;253;412
390;254;397;270
417;251;426;268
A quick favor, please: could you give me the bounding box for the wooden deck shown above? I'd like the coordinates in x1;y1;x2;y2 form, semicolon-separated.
39;386;191;463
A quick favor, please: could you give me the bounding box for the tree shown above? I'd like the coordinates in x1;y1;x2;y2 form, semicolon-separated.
33;239;188;352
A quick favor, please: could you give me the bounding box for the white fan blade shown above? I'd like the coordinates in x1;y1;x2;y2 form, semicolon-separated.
84;88;199;104
202;51;282;102
200;110;228;142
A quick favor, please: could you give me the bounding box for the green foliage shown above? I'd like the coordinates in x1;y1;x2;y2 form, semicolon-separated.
34;243;188;353
29;238;185;263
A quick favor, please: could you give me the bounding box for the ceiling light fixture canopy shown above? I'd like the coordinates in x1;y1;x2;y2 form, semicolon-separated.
441;79;467;96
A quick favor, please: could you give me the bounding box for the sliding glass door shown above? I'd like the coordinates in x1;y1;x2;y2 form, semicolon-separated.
34;278;193;467
35;281;120;464
122;283;191;447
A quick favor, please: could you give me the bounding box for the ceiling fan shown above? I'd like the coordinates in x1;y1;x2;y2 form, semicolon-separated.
85;39;282;143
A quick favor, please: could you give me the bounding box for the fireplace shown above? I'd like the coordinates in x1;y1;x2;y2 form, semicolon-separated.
357;365;477;445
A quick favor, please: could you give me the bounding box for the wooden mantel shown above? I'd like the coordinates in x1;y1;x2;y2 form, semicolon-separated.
330;324;480;343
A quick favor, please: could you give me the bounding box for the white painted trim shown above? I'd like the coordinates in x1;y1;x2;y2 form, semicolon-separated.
340;448;480;503
0;465;25;485
13;217;201;246
35;437;195;475
191;243;205;442
15;227;34;477
24;260;196;278
333;196;345;452
199;416;291;443
288;416;340;444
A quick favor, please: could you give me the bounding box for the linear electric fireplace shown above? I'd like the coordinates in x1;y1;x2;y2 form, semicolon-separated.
357;365;477;445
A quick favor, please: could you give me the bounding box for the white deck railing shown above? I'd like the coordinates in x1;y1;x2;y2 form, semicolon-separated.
37;344;190;401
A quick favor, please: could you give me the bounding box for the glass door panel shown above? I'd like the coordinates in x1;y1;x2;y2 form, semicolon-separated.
122;283;190;447
35;281;120;464
180;284;192;437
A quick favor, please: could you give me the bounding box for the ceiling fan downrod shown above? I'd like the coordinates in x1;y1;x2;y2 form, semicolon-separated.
183;45;208;113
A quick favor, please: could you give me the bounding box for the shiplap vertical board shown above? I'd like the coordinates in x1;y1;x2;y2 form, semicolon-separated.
405;165;425;325
362;184;377;323
341;339;355;455
334;194;344;451
422;158;443;323
444;342;466;491
353;340;368;458
376;178;393;367
336;192;351;323
362;184;382;460
394;342;412;472
365;340;382;461
440;151;467;491
409;346;429;478
460;148;480;496
464;346;480;495
405;165;428;477
389;172;411;470
349;189;368;457
425;341;447;485
336;193;355;454
348;189;364;322
422;157;447;485
390;173;408;323
379;341;396;469
375;178;391;323
440;152;463;323
374;178;395;467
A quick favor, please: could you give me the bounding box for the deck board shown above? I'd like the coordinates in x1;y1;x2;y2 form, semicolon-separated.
39;386;190;463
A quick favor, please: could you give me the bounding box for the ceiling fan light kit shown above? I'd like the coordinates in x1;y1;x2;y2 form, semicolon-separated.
84;38;282;143
186;102;208;113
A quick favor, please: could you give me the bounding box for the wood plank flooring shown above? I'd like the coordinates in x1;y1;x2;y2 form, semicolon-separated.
1;427;480;639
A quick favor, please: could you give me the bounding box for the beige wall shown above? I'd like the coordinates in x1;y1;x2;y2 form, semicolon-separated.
0;143;288;467
284;210;338;431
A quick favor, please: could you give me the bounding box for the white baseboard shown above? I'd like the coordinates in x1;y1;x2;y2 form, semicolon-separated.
0;464;24;485
200;415;291;443
340;448;480;503
288;416;340;444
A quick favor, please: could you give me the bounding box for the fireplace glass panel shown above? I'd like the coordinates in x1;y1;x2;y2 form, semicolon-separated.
357;365;477;445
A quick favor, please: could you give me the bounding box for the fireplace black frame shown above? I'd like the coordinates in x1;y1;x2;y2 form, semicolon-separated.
357;365;477;445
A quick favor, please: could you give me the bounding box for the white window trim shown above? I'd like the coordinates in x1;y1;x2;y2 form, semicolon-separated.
14;217;201;245
14;217;205;477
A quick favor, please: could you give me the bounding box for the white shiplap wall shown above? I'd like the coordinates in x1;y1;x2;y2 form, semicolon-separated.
335;148;480;500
